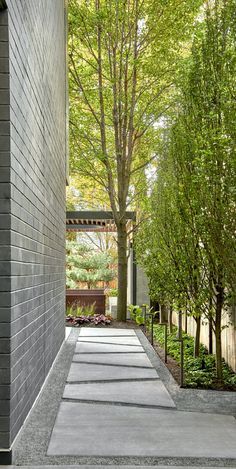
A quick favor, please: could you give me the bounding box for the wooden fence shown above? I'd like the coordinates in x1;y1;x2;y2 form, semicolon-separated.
171;306;236;372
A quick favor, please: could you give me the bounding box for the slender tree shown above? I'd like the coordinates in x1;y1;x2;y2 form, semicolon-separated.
68;0;203;320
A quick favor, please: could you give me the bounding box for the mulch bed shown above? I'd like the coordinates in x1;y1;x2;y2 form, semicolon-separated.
153;342;182;385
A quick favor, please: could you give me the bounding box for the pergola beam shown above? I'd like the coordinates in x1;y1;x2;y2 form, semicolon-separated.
66;210;136;222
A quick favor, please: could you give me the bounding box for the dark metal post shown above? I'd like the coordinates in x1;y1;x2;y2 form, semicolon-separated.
132;244;137;305
164;323;167;363
142;304;147;333
151;313;154;345
177;310;184;387
180;338;184;387
158;321;168;363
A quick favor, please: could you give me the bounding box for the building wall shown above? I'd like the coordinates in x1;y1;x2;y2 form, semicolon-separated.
137;266;150;307
0;7;11;452
0;0;67;457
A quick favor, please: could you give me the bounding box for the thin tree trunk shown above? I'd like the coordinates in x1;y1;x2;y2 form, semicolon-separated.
209;315;213;354
208;274;213;354
194;315;201;357
169;305;173;333
117;225;128;321
160;304;168;323
215;283;224;382
184;311;188;334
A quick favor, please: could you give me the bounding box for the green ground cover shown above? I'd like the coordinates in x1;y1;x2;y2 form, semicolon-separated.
153;324;236;389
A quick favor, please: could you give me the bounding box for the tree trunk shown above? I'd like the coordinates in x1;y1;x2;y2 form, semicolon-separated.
117;225;128;321
209;315;213;354
184;311;188;334
169;305;173;333
215;283;224;382
160;304;168;323
208;283;213;354
194;315;201;357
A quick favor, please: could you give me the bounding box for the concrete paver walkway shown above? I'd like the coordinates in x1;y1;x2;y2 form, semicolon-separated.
47;328;236;460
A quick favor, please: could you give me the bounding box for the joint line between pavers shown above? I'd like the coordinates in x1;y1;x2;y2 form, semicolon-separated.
61;397;177;410
74;351;146;354
77;340;142;347
78;334;137;338
66;377;160;384
71;360;154;369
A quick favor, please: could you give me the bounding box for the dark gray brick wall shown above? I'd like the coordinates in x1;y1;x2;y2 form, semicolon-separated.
0;7;10;451
0;0;67;452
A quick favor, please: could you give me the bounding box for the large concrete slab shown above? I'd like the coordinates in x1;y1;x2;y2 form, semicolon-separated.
73;352;153;368
67;362;159;382
63;380;175;408
78;336;140;345
75;342;144;354
47;402;236;458
79;327;136;336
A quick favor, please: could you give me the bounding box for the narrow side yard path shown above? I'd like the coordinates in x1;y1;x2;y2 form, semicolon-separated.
13;327;236;468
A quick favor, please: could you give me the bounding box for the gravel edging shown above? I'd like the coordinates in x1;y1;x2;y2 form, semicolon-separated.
136;329;236;417
12;327;236;467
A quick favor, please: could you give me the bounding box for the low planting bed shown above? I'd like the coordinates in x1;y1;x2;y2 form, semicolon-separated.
150;324;236;391
66;304;112;327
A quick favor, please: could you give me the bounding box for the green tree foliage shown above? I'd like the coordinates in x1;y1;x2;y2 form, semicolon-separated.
66;241;116;289
68;0;203;320
136;0;236;380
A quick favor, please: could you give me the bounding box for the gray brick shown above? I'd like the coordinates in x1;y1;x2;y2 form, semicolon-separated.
0;42;8;57
0;166;10;180
0;356;9;368
0;246;10;259
0;183;10;198
0;105;9;120
0;57;9;72
0;323;10;337
0;338;10;354
0;153;10;168
0;90;9;104
0;26;8;42
0;121;10;135
0;416;9;431
0;199;10;212
0;214;10;229
0;385;10;400
0;136;9;150
0;307;10;322
0;400;10;415
0;72;8;88
0;11;8;27
0;431;9;448
0;230;9;244
0;277;10;291
0;367;10;383
0;261;11;281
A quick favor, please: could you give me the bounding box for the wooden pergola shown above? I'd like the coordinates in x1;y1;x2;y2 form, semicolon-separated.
66;210;136;232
